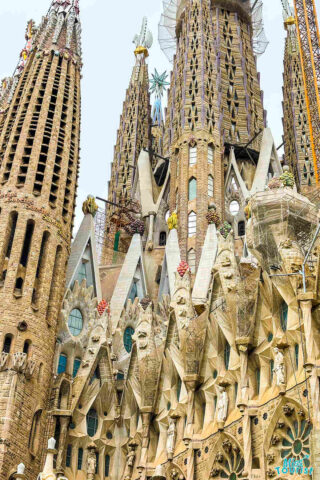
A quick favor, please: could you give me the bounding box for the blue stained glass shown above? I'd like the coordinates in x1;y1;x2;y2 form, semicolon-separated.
105;455;110;477
73;358;81;378
66;444;72;467
58;354;67;374
68;309;83;336
128;282;138;303
86;409;98;437
188;178;197;201
224;342;230;370
124;327;134;353
77;262;87;283
77;448;83;470
280;302;288;331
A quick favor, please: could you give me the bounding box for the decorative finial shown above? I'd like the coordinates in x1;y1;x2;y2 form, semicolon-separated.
133;17;153;57
167;211;178;230
150;69;170;100
82;195;98;217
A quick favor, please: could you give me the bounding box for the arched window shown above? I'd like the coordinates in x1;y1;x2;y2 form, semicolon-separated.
280;302;288;331
208;175;214;197
188;178;197;201
86;409;98;437
208;145;214;164
23;340;31;356
105;454;110;477
68;309;83;336
66;444;72;467
270;359;274;383
189;146;197;166
2;334;12;353
295;344;299;369
224;341;230;370
124;327;135;353
177;377;182;401
77;447;83;470
238;221;245;237
159;232;167;246
73;358;81;378
29;410;42;454
256;368;261;394
187;249;196;274
58;354;67;374
188;211;196;237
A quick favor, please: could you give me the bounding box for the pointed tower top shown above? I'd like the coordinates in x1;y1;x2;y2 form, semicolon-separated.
150;69;169;125
133;17;153;57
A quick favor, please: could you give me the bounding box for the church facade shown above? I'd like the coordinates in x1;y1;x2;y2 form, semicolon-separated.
0;1;319;480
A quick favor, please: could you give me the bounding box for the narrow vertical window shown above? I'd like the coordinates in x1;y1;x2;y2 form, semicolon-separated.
15;220;35;294
280;302;288;331
187;249;196;274
114;231;120;252
188;178;197;201
78;447;83;470
235;382;238;401
47;246;63;325
73;358;81;378
124;327;134;353
208;175;214;197
32;231;50;307
86;409;98;437
0;211;18;285
2;334;13;353
105;454;110;477
189;146;197;166
188;211;196;237
95;452;99;474
238;221;245;237
66;444;72;467
159;232;167;246
224;341;230;370
23;340;31;356
208;145;214;164
58;354;67;374
29;410;42;454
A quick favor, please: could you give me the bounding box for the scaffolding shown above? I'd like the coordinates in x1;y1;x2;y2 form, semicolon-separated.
158;0;269;63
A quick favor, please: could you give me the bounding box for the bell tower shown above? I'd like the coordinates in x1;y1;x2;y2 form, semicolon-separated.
0;0;81;477
163;0;265;264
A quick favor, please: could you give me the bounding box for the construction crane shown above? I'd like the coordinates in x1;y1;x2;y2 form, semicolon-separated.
293;0;320;182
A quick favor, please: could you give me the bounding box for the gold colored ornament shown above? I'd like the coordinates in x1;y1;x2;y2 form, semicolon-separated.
82;195;98;217
134;46;149;58
167;211;178;230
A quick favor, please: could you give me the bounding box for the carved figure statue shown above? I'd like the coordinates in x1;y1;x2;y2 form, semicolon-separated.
87;446;97;480
123;442;137;480
166;417;177;460
274;348;286;385
217;386;228;422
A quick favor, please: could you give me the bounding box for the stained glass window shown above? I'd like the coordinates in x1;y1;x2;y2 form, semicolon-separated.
68;309;83;336
58;354;67;374
188;178;197;201
66;445;72;467
73;358;81;378
224;342;230;370
114;231;120;252
86;408;98;437
280;302;288;331
124;327;135;353
105;455;110;477
77;448;83;470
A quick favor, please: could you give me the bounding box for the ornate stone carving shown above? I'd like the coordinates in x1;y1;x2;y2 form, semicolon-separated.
25;359;36;379
0;352;9;371
282;404;294;416
86;445;97;480
122;440;137;480
274;348;286;386
12;353;27;373
217;386;229;423
166;417;177;461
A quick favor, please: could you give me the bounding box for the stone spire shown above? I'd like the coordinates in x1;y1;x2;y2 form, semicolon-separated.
102;18;152;265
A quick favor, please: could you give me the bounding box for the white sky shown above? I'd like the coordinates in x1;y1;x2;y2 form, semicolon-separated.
0;0;319;233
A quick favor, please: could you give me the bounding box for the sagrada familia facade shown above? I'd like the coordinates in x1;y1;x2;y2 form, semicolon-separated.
0;0;319;479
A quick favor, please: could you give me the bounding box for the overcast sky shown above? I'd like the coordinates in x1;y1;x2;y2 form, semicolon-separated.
0;0;319;232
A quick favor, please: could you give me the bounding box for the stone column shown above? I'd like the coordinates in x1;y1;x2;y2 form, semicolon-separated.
299;299;315;369
55;416;69;473
187;445;196;480
242;413;252;479
146;212;156;251
311;429;320;479
238;344;249;410
183;378;197;444
39;438;57;480
138;410;152;478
